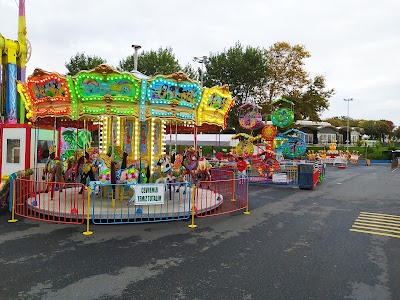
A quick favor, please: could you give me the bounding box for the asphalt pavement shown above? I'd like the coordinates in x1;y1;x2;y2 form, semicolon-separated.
1;163;399;300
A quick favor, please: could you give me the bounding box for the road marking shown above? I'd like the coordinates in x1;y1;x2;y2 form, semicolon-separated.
350;212;400;239
357;216;400;224
354;222;400;231
356;218;398;226
350;229;400;239
360;211;400;219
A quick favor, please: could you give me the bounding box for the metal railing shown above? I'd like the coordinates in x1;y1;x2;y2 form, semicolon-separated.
195;178;249;217
90;182;191;224
13;178;85;224
7;168;251;231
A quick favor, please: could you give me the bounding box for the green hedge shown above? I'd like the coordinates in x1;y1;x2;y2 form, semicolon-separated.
306;146;395;160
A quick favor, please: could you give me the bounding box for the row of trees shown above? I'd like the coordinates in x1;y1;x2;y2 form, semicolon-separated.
65;42;334;131
324;117;400;140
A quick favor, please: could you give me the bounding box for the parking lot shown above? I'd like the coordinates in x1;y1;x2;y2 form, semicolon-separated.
1;163;399;300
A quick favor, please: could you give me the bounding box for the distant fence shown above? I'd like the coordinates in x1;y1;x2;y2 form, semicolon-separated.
246;163;322;190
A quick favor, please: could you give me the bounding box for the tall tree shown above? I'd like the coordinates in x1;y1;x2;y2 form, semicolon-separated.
359;120;392;139
393;127;400;139
118;47;181;77
262;42;310;112
324;117;346;127
65;52;106;76
181;63;199;81
204;42;267;131
289;75;334;121
263;42;333;120
380;119;395;134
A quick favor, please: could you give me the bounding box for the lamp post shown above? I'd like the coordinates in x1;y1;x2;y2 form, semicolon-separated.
132;44;142;180
193;56;208;88
192;56;207;151
343;98;353;151
131;44;141;71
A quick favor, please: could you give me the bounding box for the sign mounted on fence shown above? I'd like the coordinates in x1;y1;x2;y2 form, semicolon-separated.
272;173;288;183
134;184;164;205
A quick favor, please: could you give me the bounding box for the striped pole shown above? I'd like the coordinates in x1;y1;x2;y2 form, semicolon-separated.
83;186;93;235
188;185;197;228
8;178;18;223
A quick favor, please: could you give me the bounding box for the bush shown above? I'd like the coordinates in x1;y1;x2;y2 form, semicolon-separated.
306;145;396;160
388;142;397;151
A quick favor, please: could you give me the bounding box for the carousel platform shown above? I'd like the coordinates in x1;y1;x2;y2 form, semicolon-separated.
26;186;224;220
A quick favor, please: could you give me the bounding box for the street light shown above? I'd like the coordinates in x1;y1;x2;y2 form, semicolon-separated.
343;98;353;151
193;56;208;88
131;44;141;71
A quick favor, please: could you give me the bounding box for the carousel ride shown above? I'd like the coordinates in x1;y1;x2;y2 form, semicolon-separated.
230;98;308;183
307;141;361;167
16;65;235;218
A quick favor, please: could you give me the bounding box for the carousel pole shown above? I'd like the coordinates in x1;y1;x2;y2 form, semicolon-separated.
53;117;56;147
34;118;39;202
169;121;172;155
110;116;115;207
83;119;87;153
98;117;102;154
175;122;178;154
193;123;197;150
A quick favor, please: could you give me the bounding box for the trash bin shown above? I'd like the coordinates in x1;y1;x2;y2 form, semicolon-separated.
298;163;314;190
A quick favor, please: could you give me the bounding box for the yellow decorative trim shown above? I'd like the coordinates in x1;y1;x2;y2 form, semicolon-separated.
94;64;119;76
165;71;192;83
103;94;114;103
31;68;49;78
169;99;179;107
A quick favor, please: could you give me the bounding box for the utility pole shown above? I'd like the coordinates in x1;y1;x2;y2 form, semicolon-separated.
192;56;207;151
343;98;353;151
193;56;208;88
132;44;141;71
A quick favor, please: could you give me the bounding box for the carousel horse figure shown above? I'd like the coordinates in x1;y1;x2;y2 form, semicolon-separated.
64;156;76;182
182;148;199;184
155;155;173;186
154;154;186;198
89;153;139;195
168;154;188;193
76;152;96;194
42;146;64;193
197;156;212;188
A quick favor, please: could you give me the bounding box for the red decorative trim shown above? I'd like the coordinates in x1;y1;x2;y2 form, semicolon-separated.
1;123;30;129
27;74;70;104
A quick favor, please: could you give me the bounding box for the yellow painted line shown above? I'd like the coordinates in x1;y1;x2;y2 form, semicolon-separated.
350;229;400;239
359;213;400;221
352;225;400;234
354;222;400;231
357;216;400;224
355;218;400;227
360;212;400;219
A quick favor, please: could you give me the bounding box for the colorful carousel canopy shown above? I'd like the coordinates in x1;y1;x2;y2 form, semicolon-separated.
17;65;234;129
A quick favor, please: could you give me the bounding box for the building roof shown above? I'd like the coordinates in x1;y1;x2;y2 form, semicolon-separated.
130;70;150;79
165;134;239;147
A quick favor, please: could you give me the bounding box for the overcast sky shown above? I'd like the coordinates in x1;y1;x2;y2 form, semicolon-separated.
1;0;399;125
